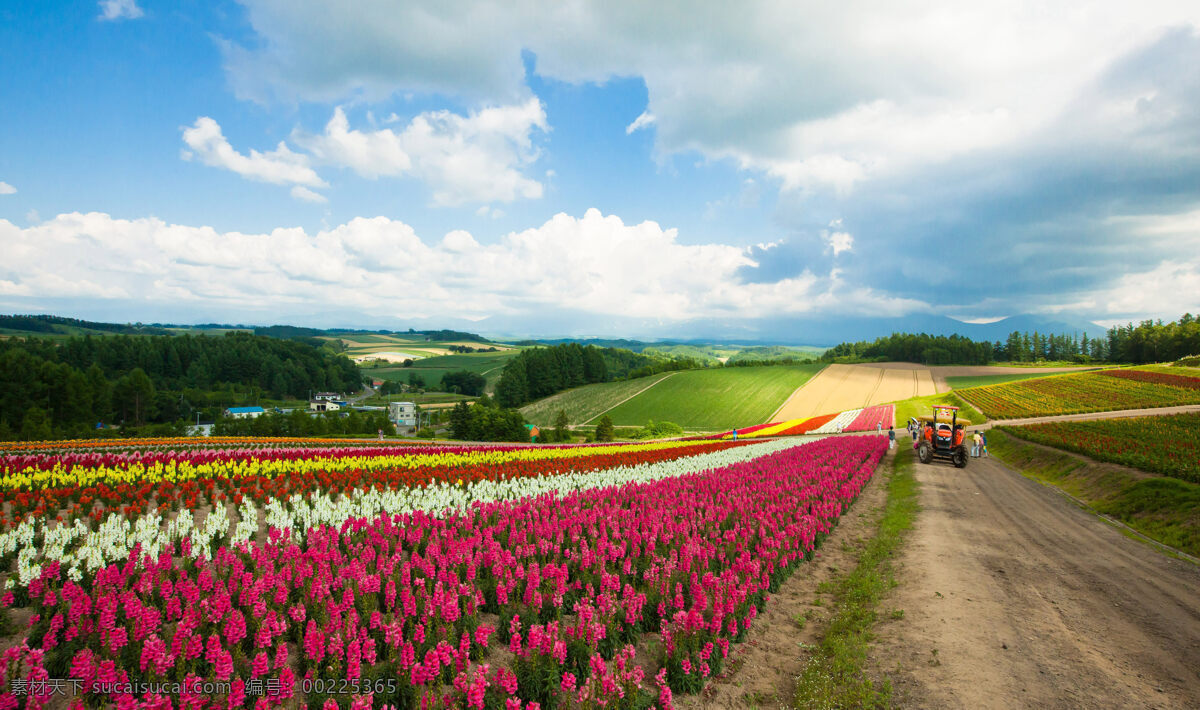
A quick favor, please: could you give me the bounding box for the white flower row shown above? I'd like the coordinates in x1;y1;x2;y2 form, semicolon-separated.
0;439;815;588
263;438;815;543
810;409;863;434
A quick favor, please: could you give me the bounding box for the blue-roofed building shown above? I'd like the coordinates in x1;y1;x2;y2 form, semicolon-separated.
224;406;265;419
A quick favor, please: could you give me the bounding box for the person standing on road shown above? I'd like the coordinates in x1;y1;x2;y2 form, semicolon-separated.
888;426;896;449
972;430;982;457
981;431;989;457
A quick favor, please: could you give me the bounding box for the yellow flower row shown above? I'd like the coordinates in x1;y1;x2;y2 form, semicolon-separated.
1;441;714;492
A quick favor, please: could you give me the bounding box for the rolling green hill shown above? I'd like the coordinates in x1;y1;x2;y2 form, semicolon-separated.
370;350;521;391
519;372;677;425
602;364;825;431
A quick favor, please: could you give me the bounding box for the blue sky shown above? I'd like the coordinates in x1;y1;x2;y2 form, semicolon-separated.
1;1;1198;336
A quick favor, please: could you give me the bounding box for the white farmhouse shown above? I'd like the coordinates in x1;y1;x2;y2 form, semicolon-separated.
389;401;417;426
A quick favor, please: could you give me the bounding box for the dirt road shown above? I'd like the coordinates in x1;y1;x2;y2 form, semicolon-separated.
874;455;1200;709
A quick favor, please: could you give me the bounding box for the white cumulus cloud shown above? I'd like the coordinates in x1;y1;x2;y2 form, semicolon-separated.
626;111;655;135
294;99;547;205
181;117;327;189
98;0;143;21
0;182;15;195
0;209;925;323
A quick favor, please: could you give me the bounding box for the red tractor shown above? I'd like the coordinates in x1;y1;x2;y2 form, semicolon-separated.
916;405;970;468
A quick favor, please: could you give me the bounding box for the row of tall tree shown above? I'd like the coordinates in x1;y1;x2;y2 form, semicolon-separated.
0;332;362;440
821;333;996;365
495;344;611;408
447;399;528;441
213;409;391;437
820;314;1200;366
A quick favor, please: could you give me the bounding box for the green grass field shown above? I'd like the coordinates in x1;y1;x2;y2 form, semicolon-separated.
893;391;986;426
945;372;1052;389
602;364;824;430
369;350;520;392
519;372;677;425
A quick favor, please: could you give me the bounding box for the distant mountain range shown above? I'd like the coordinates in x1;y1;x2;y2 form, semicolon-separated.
2;312;1110;349
453;312;1108;347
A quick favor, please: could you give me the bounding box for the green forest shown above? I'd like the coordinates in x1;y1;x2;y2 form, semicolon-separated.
0;332;361;440
822;314;1200;365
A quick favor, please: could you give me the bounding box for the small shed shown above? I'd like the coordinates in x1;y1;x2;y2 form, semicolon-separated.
224;406;265;419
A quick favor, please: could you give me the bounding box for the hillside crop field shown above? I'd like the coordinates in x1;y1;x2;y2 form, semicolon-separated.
1000;413;1200;483
960;368;1200;419
604;364;825;430
520;372;677;425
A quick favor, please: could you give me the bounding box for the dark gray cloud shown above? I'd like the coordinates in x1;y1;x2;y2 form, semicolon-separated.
742;26;1200;321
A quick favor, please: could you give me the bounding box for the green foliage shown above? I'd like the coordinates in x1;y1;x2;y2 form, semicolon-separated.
440;370;487;396
448;401;528;442
212;409;391;437
552;410;570;442
823;332;994;365
19;406;53;441
0;314;172;335
594;415;615;442
496;344;610;407
726;345;817;364
0;332;360;439
631;420;683;439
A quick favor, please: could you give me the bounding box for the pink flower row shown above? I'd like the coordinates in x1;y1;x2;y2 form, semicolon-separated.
843;404;895;433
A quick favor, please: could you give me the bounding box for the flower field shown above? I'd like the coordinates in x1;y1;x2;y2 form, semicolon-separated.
0;434;887;708
709;404;894;441
959;369;1200;419
1001;412;1200;483
843;405;895;433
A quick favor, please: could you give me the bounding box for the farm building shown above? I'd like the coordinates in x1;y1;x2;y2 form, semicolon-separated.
310;399;341;412
388;401;417;426
224;406;264;419
312;392;341;402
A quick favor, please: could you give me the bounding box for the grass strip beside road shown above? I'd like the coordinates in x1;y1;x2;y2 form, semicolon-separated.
793;447;918;710
894;391;986;427
989;428;1200;558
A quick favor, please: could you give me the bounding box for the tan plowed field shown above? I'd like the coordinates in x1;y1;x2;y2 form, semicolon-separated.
769;363;937;422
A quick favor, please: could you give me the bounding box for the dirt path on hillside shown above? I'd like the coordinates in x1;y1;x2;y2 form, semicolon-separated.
871;455;1200;709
